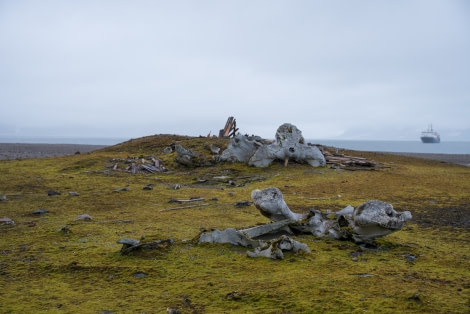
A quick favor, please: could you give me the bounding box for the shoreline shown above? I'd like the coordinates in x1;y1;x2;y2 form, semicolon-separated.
1;143;469;167
0;143;108;160
382;152;470;167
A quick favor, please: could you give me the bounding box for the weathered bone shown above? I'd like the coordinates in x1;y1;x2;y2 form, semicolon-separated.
197;187;412;259
248;123;326;167
247;235;311;260
198;228;260;248
251;187;412;244
251;188;306;221
219;124;325;167
240;219;294;238
219;134;262;162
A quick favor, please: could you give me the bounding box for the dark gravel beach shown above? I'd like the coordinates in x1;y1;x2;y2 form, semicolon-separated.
0;143;108;160
1;143;469;167
385;152;470;167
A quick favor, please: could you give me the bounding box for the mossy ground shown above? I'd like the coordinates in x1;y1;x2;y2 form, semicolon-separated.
1;135;469;313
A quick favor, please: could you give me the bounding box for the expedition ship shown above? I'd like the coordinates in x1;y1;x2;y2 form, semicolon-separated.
420;125;440;143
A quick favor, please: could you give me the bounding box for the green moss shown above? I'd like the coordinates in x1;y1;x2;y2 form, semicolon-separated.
1;135;469;313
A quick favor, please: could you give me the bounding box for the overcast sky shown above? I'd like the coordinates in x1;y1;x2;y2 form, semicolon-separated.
1;1;469;141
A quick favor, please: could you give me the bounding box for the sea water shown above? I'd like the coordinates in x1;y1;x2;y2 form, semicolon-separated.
0;137;469;154
0;136;128;146
307;140;470;154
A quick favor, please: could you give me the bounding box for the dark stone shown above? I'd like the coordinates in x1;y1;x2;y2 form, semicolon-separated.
33;209;49;215
143;184;153;190
48;189;61;196
113;187;130;192
132;272;148;278
234;201;251;207
118;238;174;255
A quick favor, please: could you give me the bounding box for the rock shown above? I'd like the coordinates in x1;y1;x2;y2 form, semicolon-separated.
75;214;92;221
32;209;49;215
0;217;15;226
248;123;326;167
132;272;147;278
57;225;71;234
113;187;130;192
142;184;153;190
234;201;251;207
170;184;181;190
68;191;80;196
48;189;61;196
0;195;6;201
117;238;174;255
163;146;173;154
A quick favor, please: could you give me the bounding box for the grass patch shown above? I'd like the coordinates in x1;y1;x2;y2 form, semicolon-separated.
1;135;469;313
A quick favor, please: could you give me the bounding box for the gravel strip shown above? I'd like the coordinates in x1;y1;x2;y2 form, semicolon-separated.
0;143;108;160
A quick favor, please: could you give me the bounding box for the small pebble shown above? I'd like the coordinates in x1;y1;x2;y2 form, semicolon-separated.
48;189;61;196
234;201;251;207
75;214;92;221
0;217;15;225
33;209;49;215
405;254;416;263
132;272;147;278
113;187;130;192
57;225;71;234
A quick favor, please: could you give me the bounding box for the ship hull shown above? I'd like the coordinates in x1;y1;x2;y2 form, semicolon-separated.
421;136;440;143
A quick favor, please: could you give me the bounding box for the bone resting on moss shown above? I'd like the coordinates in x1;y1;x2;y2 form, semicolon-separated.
251;187;412;244
198;187;412;259
220;123;326;167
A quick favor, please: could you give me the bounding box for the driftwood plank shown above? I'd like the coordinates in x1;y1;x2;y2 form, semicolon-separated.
172;198;205;203
158;203;208;212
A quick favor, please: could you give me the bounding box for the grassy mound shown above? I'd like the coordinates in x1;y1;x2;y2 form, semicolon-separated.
1;134;469;313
